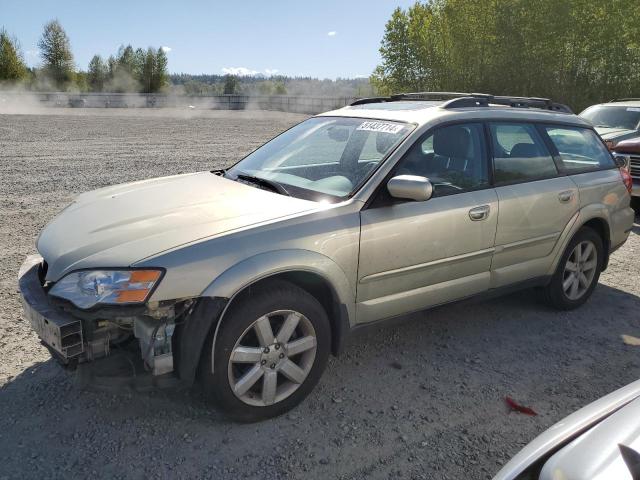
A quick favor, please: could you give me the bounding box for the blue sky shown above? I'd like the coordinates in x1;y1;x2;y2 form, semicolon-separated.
1;0;416;78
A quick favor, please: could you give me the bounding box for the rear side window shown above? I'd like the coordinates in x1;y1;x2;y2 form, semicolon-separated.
489;123;558;184
545;126;615;173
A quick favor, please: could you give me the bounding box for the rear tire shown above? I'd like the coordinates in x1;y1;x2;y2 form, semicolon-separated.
542;226;603;310
200;280;330;422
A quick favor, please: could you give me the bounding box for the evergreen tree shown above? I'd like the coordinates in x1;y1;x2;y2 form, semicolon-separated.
0;29;27;82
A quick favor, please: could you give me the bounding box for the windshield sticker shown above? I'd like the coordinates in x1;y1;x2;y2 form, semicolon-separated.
627;107;640;112
356;121;404;134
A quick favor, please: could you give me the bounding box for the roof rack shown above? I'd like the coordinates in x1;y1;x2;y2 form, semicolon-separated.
350;92;573;114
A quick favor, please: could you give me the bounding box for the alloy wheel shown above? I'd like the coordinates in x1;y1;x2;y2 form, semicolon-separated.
562;240;598;300
227;310;317;407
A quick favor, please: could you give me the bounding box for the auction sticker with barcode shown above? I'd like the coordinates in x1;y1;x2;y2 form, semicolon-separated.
356;121;404;134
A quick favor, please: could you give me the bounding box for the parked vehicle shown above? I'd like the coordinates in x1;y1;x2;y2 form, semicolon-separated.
493;379;640;480
612;137;640;204
580;99;640;148
18;92;635;421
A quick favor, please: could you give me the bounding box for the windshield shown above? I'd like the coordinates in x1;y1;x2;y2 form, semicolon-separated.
226;117;413;201
580;105;640;130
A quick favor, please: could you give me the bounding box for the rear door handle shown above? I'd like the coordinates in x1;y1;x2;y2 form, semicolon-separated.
469;205;490;221
558;190;574;203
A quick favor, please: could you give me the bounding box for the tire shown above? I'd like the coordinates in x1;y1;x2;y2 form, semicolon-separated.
542;226;604;310
200;280;331;422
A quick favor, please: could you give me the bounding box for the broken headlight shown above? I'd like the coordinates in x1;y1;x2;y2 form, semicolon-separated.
49;269;163;309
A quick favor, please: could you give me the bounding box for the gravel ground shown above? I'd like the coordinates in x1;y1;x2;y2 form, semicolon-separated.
1;108;639;480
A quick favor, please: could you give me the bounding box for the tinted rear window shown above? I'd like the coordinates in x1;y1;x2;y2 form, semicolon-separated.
545;127;615;173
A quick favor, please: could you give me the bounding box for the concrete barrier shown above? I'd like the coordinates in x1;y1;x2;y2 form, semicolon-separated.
0;92;357;114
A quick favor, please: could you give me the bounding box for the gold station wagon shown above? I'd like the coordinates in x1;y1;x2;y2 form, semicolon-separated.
19;93;635;421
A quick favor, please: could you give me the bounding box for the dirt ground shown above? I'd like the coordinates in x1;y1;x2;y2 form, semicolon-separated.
1;108;639;480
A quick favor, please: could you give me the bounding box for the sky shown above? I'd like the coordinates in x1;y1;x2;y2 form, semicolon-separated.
1;0;416;79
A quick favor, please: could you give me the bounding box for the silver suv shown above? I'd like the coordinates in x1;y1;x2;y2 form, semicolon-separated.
18;93;635;421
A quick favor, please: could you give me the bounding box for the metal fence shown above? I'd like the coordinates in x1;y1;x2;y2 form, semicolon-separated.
0;92;357;114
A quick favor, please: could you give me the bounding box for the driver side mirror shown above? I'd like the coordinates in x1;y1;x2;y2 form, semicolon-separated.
387;175;433;202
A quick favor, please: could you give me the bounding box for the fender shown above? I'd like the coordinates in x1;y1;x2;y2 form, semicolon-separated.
546;204;611;276
199;249;356;375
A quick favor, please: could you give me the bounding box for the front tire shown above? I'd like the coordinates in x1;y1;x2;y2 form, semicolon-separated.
542;226;603;310
200;280;331;422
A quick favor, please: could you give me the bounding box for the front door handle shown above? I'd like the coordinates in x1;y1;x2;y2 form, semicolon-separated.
469;205;490;221
558;190;574;203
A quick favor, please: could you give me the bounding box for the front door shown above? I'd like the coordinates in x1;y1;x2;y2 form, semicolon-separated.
356;122;498;324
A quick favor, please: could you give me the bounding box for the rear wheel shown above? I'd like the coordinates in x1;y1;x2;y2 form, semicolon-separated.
542;226;603;310
200;280;330;422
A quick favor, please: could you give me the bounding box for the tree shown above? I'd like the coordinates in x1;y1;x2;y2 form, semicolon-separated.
223;74;239;94
87;55;106;92
372;0;640;111
38;19;74;88
151;47;168;92
0;29;27;82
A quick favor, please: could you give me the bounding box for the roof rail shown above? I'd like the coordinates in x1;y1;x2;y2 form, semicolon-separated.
609;98;640;103
349;92;573;114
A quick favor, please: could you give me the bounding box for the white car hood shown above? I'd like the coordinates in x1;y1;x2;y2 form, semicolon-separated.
37;172;318;281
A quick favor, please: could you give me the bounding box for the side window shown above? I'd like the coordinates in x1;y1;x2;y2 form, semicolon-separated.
545;126;615;173
490;123;558;184
393;123;489;197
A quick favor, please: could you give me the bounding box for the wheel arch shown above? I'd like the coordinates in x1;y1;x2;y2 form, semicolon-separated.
548;207;612;276
200;250;355;376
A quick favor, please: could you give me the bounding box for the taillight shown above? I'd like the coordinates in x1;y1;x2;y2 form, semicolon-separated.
620;167;633;194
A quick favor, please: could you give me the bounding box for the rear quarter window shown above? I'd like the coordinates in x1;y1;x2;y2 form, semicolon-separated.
545;126;615;173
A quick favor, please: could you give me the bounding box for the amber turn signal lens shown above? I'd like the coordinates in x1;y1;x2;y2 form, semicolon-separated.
116;289;150;303
129;270;162;283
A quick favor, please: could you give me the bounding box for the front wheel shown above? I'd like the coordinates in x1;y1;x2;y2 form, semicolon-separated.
200;280;331;422
542;226;603;310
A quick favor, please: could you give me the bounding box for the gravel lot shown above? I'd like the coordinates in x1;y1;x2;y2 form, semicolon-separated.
1;108;639;480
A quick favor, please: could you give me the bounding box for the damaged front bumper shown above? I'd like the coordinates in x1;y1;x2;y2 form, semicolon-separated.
18;255;189;377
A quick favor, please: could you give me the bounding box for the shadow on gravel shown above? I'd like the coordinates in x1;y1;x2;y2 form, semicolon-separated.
1;283;640;479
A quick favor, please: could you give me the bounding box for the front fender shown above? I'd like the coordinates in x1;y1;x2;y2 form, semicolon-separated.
200;249;356;324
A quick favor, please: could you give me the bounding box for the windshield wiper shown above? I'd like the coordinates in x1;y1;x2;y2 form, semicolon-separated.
235;173;291;196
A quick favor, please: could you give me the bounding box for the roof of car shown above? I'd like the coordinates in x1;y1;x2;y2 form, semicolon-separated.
319;100;590;128
590;99;640;108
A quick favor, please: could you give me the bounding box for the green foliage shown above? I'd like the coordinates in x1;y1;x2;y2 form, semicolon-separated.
100;44;168;93
38;19;75;89
373;0;640;111
223;74;240;94
0;29;27;82
87;55;106;92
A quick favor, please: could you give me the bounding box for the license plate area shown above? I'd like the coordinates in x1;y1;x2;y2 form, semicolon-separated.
23;298;84;358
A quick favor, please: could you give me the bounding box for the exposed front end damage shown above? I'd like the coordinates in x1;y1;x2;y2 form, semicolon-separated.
17;255;219;382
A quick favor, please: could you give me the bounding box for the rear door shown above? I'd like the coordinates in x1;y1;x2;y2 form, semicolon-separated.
489;122;579;288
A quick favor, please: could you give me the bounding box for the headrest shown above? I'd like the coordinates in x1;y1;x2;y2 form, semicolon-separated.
510;143;540;158
434;126;471;159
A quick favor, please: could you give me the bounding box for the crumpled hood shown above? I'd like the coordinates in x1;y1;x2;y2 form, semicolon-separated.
38;172;318;281
595;126;637;141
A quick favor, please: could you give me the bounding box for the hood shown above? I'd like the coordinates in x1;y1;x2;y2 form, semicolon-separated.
614;137;640;155
38;172;318;281
539;397;640;480
595;126;638;141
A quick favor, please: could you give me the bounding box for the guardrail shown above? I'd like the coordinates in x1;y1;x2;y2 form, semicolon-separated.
0;92;357;114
